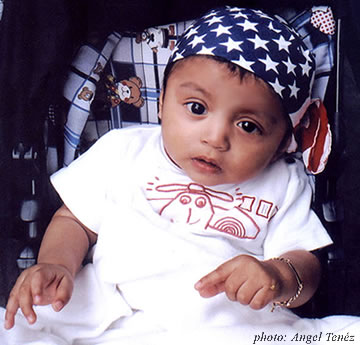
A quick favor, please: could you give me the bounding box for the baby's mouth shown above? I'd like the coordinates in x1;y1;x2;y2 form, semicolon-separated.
192;157;222;173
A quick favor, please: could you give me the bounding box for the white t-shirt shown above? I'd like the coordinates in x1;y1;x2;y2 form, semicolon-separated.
51;125;333;329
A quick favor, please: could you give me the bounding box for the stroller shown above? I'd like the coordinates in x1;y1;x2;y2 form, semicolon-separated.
0;0;359;318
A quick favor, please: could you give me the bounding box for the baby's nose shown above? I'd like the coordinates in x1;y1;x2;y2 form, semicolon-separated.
200;119;230;151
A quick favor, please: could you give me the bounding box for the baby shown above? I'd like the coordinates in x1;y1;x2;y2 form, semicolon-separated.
3;6;359;345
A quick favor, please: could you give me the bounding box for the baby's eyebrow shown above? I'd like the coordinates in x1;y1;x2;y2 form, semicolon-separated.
179;82;211;98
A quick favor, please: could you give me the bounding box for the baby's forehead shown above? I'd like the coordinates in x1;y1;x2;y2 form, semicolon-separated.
171;55;281;98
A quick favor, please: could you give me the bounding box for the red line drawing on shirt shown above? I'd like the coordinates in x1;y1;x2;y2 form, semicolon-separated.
147;182;261;239
211;217;246;238
153;183;233;228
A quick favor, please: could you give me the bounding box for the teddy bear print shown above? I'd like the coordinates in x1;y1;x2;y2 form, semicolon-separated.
106;75;145;108
77;86;94;102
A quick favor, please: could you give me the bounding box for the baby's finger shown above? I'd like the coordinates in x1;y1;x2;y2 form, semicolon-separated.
52;276;73;312
248;285;277;310
195;280;225;298
4;294;20;330
17;287;37;325
4;272;30;329
223;275;247;302
195;262;235;296
232;280;260;305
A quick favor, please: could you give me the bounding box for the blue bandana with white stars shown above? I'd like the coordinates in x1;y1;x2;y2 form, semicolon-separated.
169;7;316;128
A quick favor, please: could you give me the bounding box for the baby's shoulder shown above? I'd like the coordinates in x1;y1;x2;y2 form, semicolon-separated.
247;157;310;202
267;156;308;183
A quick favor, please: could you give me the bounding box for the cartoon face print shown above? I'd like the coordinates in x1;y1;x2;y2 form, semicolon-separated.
157;183;225;228
146;179;276;240
106;75;145;108
118;82;131;101
117;77;144;107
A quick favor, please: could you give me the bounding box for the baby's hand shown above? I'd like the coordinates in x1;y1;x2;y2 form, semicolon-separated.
4;263;74;330
194;255;280;310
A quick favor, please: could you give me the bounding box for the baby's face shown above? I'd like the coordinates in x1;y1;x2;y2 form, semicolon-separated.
159;56;289;186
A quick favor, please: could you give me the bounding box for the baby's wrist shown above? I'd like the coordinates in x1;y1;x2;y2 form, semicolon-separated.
267;257;303;311
36;261;75;279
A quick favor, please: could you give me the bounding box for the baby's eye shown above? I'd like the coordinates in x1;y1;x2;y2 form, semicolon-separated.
186;102;207;115
237;121;261;134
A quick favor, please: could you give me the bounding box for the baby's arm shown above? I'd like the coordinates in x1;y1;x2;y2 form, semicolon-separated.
194;250;321;310
4;204;97;330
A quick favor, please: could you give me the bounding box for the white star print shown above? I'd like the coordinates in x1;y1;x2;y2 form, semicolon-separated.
220;37;242;53
269;78;285;95
259;54;279;73
254;10;273;21
184;26;199;39
172;51;184;62
211;24;232;37
274;35;291;53
249;34;269;51
283;57;297;75
203;10;217;19
205;15;224;26
289;80;300;98
189;33;206;48
268;22;282;33
197;45;216;55
301;46;313;63
236;55;255;72
230;11;249;20
237;20;258;32
228;7;248;19
300;60;312;76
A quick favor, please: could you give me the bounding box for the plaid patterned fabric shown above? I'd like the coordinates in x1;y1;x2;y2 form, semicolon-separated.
106;21;192;129
62;32;122;166
59;6;335;168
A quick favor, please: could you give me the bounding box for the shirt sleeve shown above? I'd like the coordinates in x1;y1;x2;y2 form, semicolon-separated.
50;129;125;233
263;160;333;259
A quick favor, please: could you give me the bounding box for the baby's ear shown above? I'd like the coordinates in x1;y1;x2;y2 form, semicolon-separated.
271;132;292;163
